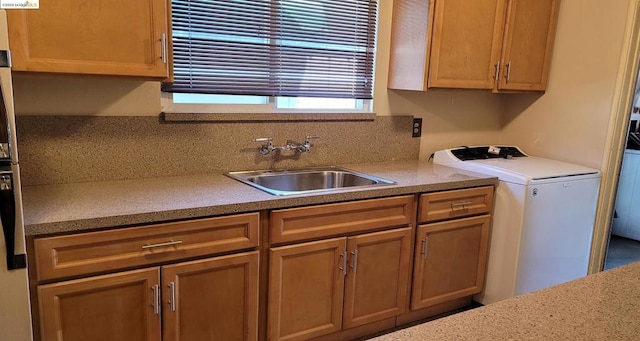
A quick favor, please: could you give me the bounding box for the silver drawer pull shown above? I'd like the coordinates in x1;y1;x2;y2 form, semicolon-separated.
339;251;347;277
142;240;183;250
152;284;160;314
451;201;473;210
169;281;176;312
421;237;428;259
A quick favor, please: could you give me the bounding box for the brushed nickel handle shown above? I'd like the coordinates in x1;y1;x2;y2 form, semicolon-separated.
169;282;176;312
350;249;358;274
505;61;512;82
161;33;167;64
493;60;501;80
421;237;429;259
142;240;183;250
339;251;347;276
152;284;160;315
451;201;473;210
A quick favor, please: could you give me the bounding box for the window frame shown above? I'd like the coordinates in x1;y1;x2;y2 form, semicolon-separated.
161;0;379;117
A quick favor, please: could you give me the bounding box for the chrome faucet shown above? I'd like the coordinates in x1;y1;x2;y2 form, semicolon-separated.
254;135;320;155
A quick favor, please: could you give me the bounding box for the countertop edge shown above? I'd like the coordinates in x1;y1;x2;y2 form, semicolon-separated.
23;161;498;237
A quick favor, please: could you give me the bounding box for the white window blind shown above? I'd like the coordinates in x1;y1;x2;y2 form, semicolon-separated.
162;0;378;100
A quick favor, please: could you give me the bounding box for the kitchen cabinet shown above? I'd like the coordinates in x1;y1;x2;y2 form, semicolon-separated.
268;238;345;341
411;187;493;310
38;252;259;341
30;185;497;341
6;0;170;78
269;229;411;341
161;252;259;341
38;268;162;341
388;0;559;92
33;214;260;341
267;196;414;341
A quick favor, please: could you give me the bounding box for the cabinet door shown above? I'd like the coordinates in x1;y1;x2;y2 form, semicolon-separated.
269;238;347;341
7;0;169;77
428;0;506;89
343;228;412;329
496;0;560;91
161;251;259;341
38;268;161;341
411;215;491;310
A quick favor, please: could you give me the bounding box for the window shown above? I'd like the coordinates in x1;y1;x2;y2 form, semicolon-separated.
161;0;378;113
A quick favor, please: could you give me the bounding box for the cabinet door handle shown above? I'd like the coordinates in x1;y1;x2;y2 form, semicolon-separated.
161;33;168;64
451;201;473;210
504;61;512;82
169;281;176;312
152;284;160;315
339;251;347;276
493;60;501;80
421;237;429;259
142;240;183;250
350;249;358;274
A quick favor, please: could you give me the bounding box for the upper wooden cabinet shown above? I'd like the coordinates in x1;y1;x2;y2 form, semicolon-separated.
497;0;559;91
389;0;560;92
6;0;170;78
428;0;506;89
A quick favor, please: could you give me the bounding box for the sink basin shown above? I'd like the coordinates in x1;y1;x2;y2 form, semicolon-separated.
225;167;396;196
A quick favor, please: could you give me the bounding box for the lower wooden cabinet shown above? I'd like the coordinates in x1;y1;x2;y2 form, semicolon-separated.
38;251;259;341
34;189;495;341
162;252;259;341
268;228;412;341
411;215;491;310
38;268;162;341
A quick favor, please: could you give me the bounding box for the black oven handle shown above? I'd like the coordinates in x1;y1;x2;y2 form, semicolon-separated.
0;172;16;270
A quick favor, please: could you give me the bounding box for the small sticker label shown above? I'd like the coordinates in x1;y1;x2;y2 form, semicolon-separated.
1;0;39;9
488;145;501;155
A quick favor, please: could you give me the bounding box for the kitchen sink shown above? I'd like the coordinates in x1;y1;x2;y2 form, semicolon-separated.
225;167;396;196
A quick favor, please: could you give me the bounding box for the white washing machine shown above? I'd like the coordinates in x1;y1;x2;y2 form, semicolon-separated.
434;146;601;305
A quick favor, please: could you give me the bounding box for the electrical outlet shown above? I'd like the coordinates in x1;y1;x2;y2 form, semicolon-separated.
412;118;423;137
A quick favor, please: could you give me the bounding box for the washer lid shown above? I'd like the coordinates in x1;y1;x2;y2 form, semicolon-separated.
463;157;600;185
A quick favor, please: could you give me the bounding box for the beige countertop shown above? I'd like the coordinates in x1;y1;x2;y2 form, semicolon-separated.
371;261;640;341
22;160;498;236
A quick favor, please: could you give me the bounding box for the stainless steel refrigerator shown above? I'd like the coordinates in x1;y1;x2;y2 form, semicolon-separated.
0;9;33;341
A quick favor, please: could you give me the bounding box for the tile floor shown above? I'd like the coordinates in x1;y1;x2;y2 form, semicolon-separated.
604;235;640;270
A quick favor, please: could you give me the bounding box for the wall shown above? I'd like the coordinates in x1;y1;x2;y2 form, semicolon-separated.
16;116;419;185
12;0;504;164
499;0;632;170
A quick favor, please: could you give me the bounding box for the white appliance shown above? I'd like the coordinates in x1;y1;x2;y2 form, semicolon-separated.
0;10;34;341
434;146;601;305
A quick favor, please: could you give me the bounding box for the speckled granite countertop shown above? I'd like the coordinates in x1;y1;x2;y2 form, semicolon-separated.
22;160;497;236
371;261;640;341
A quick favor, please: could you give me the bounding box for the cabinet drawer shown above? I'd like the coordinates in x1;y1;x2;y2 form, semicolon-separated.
270;196;414;244
34;213;260;281
418;186;493;223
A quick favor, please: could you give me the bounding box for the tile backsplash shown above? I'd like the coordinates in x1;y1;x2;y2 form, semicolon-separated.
16;115;420;186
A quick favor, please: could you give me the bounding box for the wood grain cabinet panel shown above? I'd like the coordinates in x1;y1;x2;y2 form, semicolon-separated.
268;238;347;341
419;186;494;223
268;227;413;340
342;228;412;329
388;0;559;92
270;196;413;244
162;251;259;341
34;213;259;281
411;215;491;310
428;0;506;89
6;0;170;77
497;0;560;91
38;267;162;341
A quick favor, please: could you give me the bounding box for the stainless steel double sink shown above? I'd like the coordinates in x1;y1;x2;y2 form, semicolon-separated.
226;166;396;196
